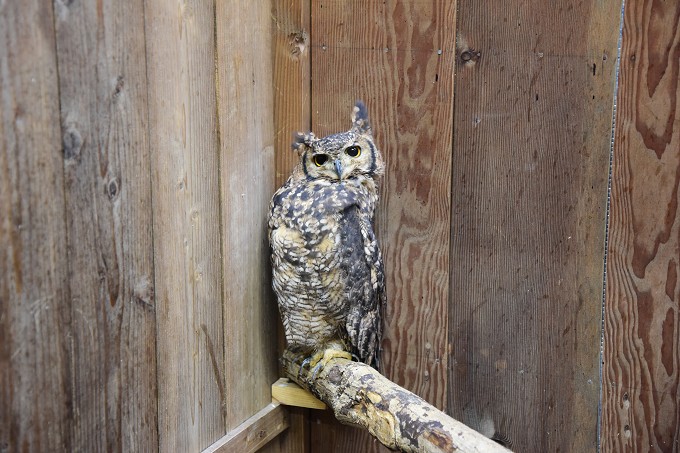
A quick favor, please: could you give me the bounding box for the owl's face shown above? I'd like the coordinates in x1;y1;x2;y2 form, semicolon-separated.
303;132;382;181
293;101;384;182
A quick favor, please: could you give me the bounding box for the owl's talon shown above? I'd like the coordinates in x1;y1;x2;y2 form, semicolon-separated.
310;362;324;381
308;348;352;381
298;356;313;382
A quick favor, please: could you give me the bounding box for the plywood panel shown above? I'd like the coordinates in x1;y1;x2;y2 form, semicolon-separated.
0;2;72;450
215;0;280;433
310;1;457;451
145;0;225;450
602;1;680;450
53;0;158;449
448;1;621;451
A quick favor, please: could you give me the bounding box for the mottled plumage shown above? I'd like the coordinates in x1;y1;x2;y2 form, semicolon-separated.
269;101;386;369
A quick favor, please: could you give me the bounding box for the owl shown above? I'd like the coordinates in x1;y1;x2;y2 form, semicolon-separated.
268;101;386;372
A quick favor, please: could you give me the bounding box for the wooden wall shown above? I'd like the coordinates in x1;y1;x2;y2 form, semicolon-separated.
1;1;279;452
271;0;623;451
3;0;680;452
272;0;676;452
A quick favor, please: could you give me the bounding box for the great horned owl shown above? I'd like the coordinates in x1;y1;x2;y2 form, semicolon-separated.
269;101;386;372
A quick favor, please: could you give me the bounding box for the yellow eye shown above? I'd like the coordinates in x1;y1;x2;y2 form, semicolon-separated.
313;154;329;166
345;146;361;157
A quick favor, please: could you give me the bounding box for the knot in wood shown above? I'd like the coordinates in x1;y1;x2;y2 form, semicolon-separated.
327;366;343;385
460;49;482;64
107;178;120;200
63;126;83;161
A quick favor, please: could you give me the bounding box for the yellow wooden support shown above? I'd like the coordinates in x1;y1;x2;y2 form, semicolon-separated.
272;378;327;410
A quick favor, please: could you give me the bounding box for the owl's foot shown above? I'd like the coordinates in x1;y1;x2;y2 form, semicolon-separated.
309;348;352;381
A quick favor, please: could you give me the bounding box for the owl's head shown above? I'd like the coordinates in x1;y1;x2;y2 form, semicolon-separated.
293;101;384;182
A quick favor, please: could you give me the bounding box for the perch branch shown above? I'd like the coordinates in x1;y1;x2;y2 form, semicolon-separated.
281;350;511;453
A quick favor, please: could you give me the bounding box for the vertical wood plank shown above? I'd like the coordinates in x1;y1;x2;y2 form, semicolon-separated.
448;1;621;451
309;1;457;451
311;410;384;453
53;0;158;450
602;1;680;450
273;0;311;188
271;407;309;453
215;0;280;433
145;0;226;449
0;2;72;451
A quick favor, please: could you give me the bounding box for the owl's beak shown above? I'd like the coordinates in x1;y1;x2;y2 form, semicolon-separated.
334;159;344;180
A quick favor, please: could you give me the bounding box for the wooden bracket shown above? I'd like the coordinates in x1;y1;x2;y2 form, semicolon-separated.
271;377;327;410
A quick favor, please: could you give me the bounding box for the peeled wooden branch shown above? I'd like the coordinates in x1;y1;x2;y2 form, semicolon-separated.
281;350;511;453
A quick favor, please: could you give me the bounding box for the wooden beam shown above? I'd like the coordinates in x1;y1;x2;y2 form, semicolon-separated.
203;403;289;453
282;351;510;453
272;378;327;410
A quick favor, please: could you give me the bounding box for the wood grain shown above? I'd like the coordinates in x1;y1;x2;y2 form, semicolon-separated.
204;403;289;453
602;1;680;450
215;0;280;434
272;406;310;453
448;0;622;451
144;0;225;450
273;0;311;188
0;2;72;451
309;1;457;451
52;0;158;450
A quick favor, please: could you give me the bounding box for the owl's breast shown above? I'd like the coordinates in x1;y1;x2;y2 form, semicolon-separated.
268;177;379;349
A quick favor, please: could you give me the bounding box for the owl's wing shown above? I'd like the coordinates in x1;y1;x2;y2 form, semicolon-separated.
340;204;385;370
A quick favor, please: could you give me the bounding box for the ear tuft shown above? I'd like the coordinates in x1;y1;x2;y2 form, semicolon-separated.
351;100;371;134
291;131;316;152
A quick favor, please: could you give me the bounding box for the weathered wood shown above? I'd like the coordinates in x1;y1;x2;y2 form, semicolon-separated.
215;0;280;434
0;2;71;450
282;351;510;453
448;0;622;451
203;403;289;453
274;406;310;453
310;1;457;450
602;1;680;450
144;0;225;449
52;0;158;450
272;378;327;410
273;0;311;188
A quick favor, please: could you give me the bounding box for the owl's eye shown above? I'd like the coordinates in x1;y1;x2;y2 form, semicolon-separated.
313;154;329;166
345;146;361;157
